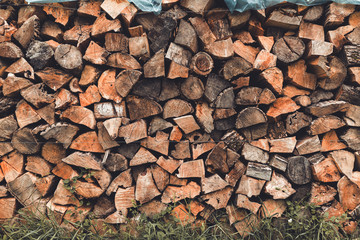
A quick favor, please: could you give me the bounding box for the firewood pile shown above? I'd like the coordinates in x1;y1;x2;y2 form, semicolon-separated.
0;0;360;236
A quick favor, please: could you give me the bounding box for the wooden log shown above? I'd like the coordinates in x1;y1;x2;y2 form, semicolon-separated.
162;181;200;203
349;67;360;86
213;108;237;120
12;128;40;155
269;137;296;154
40;123;78;149
253;49;277;71
0;42;23;59
36;67;73;91
265;172;295;199
180;0;213;15
141;131;169;155
267;97;300;118
70;131;105;153
257;36;274;52
79;65;101;86
174;19;197;53
77;0;101;18
151;164;169;192
241;142;269;164
312;157;341;183
173;115;200;134
336;85;360;106
54;44;83;74
285;111;312;135
97;122;119;150
148;117;173;135
73;181;104;199
0;142;14;158
309;56;346;90
8;172;42;206
91;13;121;37
127;95;162;121
118;119;147;144
195;102;214;133
35;175;56;197
295;135;321;155
286;59;317;90
223;57;253;80
266;8;302;30
83;41;109;65
189;52;213;76
338;176;360;211
52;162;79;180
327;25;354;52
3;75;32;97
79;85;101;107
180;76;204;100
225;161;246;187
341;128;360;151
171;140;191;159
309;115;345;135
20;84;54;109
128;25;143;37
260;199;286;218
204;38;234;60
321;130;347;152
309;182;337;206
135;168;161;204
54;88;78;110
200;186;233;210
236;175;265;198
282;84;310;98
341;45;360;66
0;115;18;140
60;105;96;129
0;198;16;219
165;42;192;67
303;5;323;22
168;61;189;79
269;155;288;172
107;52;141;70
298;22;324;41
41;20;63;42
63;25;91;49
157;156;183;174
106;169;132;195
307;100;349;117
248;16;264;37
104;33;128;53
94;102;126;119
143;49;164;78
129;147;157;166
97;69;122;103
177;160;205;178
273;36;305;63
204;73;231;103
235;87;275;105
346;27;360;45
25;156;52;177
43;3;74;26
286;156;312;185
114;187;135;214
148;17;176;53
259;67;283;95
236;194;261;214
306;40;333;58
233;40;259;65
6;57;34;80
1;151;24;183
205;142;228;174
228;11;251;29
245;162;272;181
325;3;355;28
236;107;267;129
226;205;258;238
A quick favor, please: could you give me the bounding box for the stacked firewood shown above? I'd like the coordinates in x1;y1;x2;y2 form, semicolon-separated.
0;0;360;236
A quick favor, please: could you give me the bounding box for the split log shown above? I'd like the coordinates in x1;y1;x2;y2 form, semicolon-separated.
200;186;233;210
309;115;345;135
36;67;73;91
269;155;288;172
341;45;360;66
127;95;162;121
321;130;347;152
20;84;54;109
235;107;267;129
107;52;141;69
174;19;197;53
308;56;346;90
83;41;109;65
265;172;295;199
91;13;121;37
173;115;200;134
286;156;312;185
273;36;305;63
79;85;101;107
73;181;104;198
204;38;234;60
151;165;169;192
181;76;204;100
309;183;337;206
233;40;259;65
0;42;23;59
79;65;101;86
63;25;91;49
141;131;169;155
325;3;355;28
248;16;264;36
269;137;297;153
94;102;126;119
8;172;42;206
205;142;228;174
129;147;157;166
295;135;321;155
6;57;34;80
70;131;105;153
303;5;323;21
177;160;205;178
312;157;341;182
267;97;300;118
266;8;302;30
98;69;123;103
341;128;360;151
286;60;317;90
148;17;176;53
168;61;189;79
346;27;360;45
338;176;360;211
259;67;283;95
307;100;349;117
253;50;277;71
327;25;354;52
306;40;333;58
118;119;147;144
54;44;83;74
0;198;16;219
165;42;192;67
195;102;214;133
3;75;32;97
246;162;272;181
285;111;312;135
35;175;56;197
148;117;173;135
236;175;265;198
236;194;261;214
12;128;40;154
157;156;183;174
298;22;324;41
1;151;24;183
204;73;231;103
241;143;269;164
226;205;258;238
143;50;164;78
26;156;52;177
0;115;18;140
61;105;96;129
171;140;191;159
336;85;360;106
236;87;275;105
223;57;253;80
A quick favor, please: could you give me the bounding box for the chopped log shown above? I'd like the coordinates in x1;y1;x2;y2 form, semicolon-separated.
135;168;161;204
273;36;305;63
349;67;360;86
97;69;122;103
6;57;34;80
321;130;346;152
41;142;66;165
171;140;191;159
151;164;169;192
336;84;360;106
26;156;52;177
286;60;317;90
177;159;205;179
118;119;147;144
285;111;312;135
338;176;360;211
8;172;42;206
127;95;162;121
142;49;165;78
306;40;333;58
3;75;32;97
0;42;23;59
236;107;267;129
266;8;302;30
312;157;341;182
325;3;355;28
100;0;130;19
241;143;269;164
91;13;121;37
227;11;250;29
286;156;312;185
157;156;183;174
128;25;143;37
141;131;169;155
77;0;101;18
330;150;355;179
309;56;347;90
181;76;204;100
97;122;119;150
180;0;213;15
213;87;235;109
1;151;24;183
63;25;91;49
107;52;141;70
240;123;268;141
295;135;321;155
70;131;105;153
267;97;300;118
204;38;234;60
94;102;126;119
36;67;73;91
0;115;18;140
195;102;214;133
341;45;360;66
202;174;228;194
226;205;258;238
253;49;277;71
41;20;63;42
248;16;264;36
61;105;96;129
236;194;261;214
260;67;283;95
62;152;101;171
169;175;188;186
148;117;173;135
309;115;345;135
205;142;228;174
307;100;349;117
260;199;287;218
234;30;255;44
0;143;14;157
236;175;265;198
79;65;101;86
12;128;40;155
129;147;157;167
73;181;104;198
282;84;311;98
346;27;360;45
0;198;16;219
204;73;231;103
174;19;197;53
104;33;128;54
114;186;135;215
246;162;272;181
298;22;324;41
165;42;192;67
35;175;56;197
265;172;295;199
233;40;259;65
213;108;237;120
79;85;101;107
168;61;189;79
257;36;274;52
148;17;176;53
309;182;337;206
162;181;200;203
106;169;132;195
235;87;275;105
83;41;109;65
269;155;288;172
54;44;83;74
137;200;167;219
303;5;323;21
223;57;252;80
294;95;311;107
327;25;354;52
173;115;200;134
104;153;127;172
269;137;297;153
21;84;54;109
43;3;74;26
189;52;213;76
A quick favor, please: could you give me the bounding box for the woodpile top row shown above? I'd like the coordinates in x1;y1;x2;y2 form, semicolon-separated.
0;0;360;236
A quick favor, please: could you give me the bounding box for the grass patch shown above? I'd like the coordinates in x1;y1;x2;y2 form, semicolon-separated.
0;199;356;240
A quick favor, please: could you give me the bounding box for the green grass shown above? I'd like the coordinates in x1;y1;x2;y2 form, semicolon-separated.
0;200;356;240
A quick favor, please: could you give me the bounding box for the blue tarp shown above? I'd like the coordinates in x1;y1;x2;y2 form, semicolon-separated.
25;0;360;14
